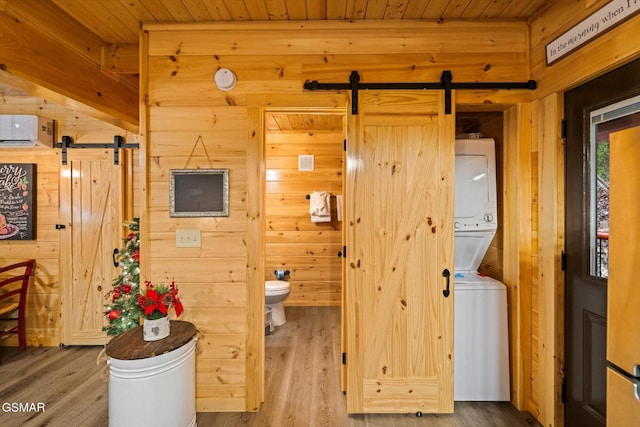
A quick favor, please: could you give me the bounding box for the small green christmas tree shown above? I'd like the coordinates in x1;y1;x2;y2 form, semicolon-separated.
103;217;142;336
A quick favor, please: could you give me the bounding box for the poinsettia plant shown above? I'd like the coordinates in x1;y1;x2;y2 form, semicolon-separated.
138;280;184;320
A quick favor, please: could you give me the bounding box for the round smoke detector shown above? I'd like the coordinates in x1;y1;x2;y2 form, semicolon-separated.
214;68;237;91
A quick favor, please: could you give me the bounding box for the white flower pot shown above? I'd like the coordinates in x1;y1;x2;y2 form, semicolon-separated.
143;316;170;341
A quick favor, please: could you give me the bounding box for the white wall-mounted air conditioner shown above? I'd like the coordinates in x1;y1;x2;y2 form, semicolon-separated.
0;115;54;147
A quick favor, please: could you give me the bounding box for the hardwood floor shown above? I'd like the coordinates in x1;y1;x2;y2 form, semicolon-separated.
0;307;540;427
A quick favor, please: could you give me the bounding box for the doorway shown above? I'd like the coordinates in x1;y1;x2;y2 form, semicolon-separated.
564;58;640;426
261;108;346;402
60;150;124;345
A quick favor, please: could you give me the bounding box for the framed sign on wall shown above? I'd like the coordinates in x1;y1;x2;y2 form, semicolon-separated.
169;169;229;217
0;163;36;240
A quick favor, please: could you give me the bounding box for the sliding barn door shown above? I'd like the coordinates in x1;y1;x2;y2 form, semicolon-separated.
346;91;455;413
61;151;123;345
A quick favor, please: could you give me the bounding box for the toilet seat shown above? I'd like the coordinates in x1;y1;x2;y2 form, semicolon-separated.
265;280;290;294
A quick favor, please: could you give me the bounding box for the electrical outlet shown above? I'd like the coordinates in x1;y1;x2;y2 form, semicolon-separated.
176;229;201;248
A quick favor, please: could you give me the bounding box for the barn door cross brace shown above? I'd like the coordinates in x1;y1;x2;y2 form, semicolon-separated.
304;70;537;115
54;135;140;165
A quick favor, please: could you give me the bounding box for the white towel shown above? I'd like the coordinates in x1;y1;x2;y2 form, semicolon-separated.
309;191;331;223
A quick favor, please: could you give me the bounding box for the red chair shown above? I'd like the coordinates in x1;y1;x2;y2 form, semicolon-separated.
0;259;35;360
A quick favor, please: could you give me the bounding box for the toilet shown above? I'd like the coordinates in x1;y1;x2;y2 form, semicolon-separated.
265;280;290;327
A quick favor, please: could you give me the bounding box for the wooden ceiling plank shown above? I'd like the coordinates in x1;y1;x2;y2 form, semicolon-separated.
302;114;317;129
159;0;197;21
265;114;279;130
306;0;327;20
0;11;138;128
135;0;176;22
266;0;289;20
217;0;247;21
344;0;367;19
518;0;553;19
272;114;291;129
441;0;473;19
384;0;409;19
480;0;513;20
364;0;388;19
402;0;429;19
458;0;489;19
421;0;451;19
182;1;215;21
327;0;347;20
283;0;305;20
116;0;163;23
243;0;271;20
498;0;533;18
287;114;305;129
100;1;147;38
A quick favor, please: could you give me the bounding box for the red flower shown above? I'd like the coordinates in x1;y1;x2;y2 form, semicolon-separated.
122;284;132;294
138;280;183;320
131;249;140;263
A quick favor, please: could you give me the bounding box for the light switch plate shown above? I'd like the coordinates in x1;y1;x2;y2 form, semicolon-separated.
176;229;201;248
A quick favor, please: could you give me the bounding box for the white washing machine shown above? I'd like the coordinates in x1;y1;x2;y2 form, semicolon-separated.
454;271;510;401
454;137;510;401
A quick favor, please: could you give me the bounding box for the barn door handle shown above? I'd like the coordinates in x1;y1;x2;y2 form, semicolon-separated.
112;248;119;267
442;269;451;298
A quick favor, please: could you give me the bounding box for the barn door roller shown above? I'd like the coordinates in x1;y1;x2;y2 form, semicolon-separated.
304;70;537;115
54;135;140;165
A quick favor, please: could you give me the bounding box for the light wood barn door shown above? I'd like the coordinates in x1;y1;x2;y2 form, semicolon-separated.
61;151;123;345
346;90;455;413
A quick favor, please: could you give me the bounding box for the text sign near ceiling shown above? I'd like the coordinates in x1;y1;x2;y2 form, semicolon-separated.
546;0;640;65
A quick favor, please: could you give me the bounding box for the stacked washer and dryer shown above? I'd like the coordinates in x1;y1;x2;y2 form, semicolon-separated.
453;137;510;401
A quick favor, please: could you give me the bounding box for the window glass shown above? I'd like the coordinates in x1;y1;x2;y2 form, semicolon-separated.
589;97;640;278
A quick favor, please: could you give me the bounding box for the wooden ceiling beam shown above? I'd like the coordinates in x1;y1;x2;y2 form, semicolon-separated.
0;5;139;129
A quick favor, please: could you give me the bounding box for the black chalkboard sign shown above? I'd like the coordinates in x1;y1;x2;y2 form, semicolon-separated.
0;163;36;240
169;169;229;217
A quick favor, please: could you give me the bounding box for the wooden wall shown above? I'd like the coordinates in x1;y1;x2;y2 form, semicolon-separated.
265;126;343;306
141;19;532;412
0;95;138;348
528;2;640;426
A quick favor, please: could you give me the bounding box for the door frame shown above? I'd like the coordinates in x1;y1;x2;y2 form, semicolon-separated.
245;94;349;411
59;149;126;345
564;59;640;426
246;93;534;412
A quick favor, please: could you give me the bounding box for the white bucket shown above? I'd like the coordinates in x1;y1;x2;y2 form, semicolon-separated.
108;337;197;427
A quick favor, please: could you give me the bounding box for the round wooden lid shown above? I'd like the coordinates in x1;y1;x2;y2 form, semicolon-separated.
105;320;196;360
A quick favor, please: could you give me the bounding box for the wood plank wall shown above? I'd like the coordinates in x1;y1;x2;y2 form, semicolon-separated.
528;2;640;426
0;97;138;347
0;146;60;347
142;19;531;412
265;127;343;306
